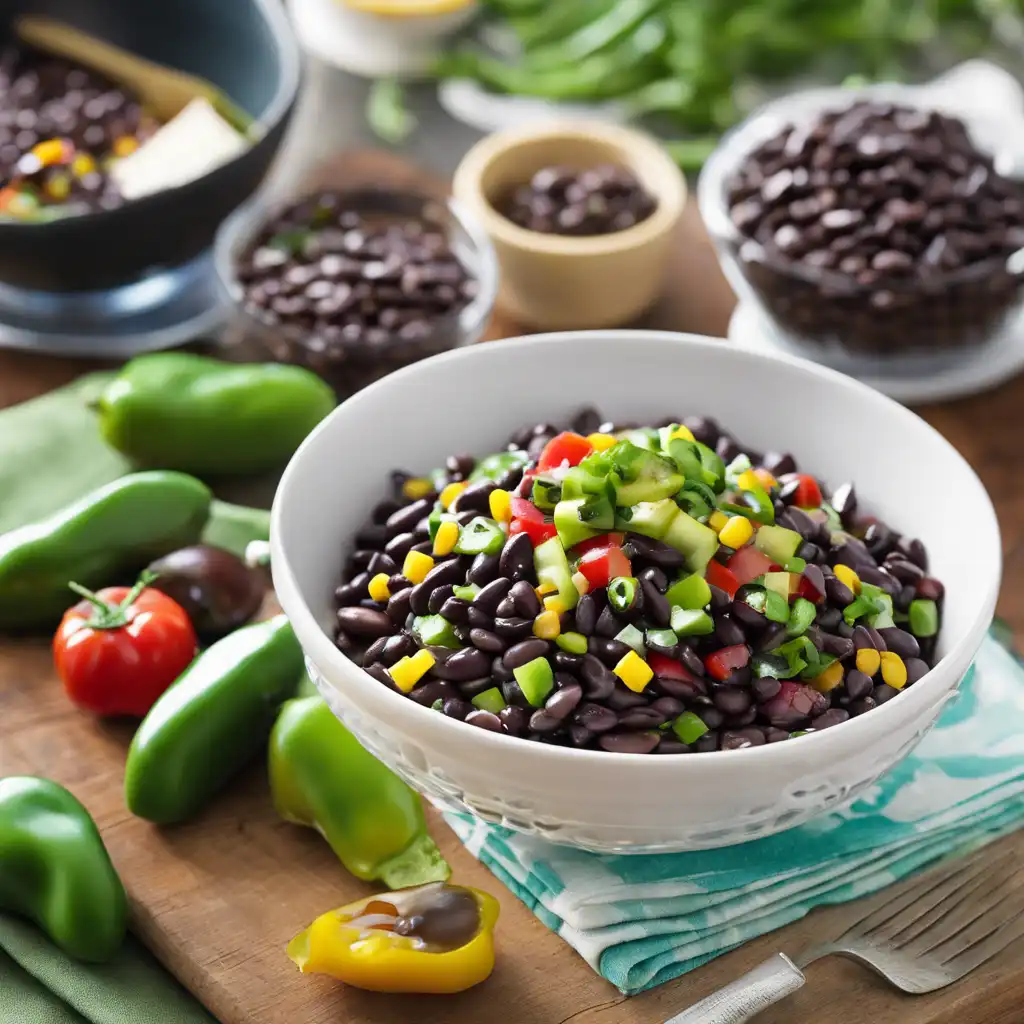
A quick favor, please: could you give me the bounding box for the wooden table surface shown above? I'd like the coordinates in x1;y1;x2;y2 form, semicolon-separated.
1;149;1023;1024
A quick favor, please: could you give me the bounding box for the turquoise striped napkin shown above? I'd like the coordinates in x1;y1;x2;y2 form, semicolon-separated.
443;633;1024;994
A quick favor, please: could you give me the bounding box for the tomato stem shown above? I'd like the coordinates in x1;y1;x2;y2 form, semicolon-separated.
67;570;159;630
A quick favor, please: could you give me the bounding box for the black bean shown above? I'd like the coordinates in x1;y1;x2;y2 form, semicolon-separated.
678;646;706;677
617;707;667;730
897;537;928;571
545;683;583;719
355;524;389;548
864;625;888;651
852;625;878;651
651;696;685;718
832;538;875;571
722;728;766;750
499;706;529;736
873;683;900;704
529;709;562;733
885;557;924;584
905;657;930;684
386;588;413;624
495;595;518;618
334;629;352;653
622;534;685;568
346;549;374;574
606;685;647;711
685;416;720;445
802;564;826;600
336;606;394;638
446;454;476;479
698;706;725;730
844;669;874;700
813;708;850;729
589;637;631;667
499;532;535;583
916;578;944;602
467;606;494;629
385;499;431;538
752;676;782;702
493;617;534;641
656;739;691;754
708;585;731;613
466;709;503;732
553;651;582;673
363;635;389;665
830;482;857;524
714;614;747;648
825;576;855;607
452;480;495;515
491;655;513;682
387;574;408;593
579;655;616;700
595;604;622;638
640;578;671;627
334;572;369;606
503;639;549;669
574;593;599;635
694;732;720;752
763;451;796;476
722;666;753;688
438;597;470;625
639;566;669;592
367;551;398;577
432;647;491;682
407;581;432;617
573;702;617;733
410;680;456;706
372;499;402;525
797;542;824;563
815;606;842;632
421;558;466;593
469;628;506;653
467;553;500;586
858;566;901;597
568;724;592;746
712;687;752;715
441;697;473;720
864;522;896;560
384;632;417;663
458;676;499;698
877;627;920;659
385;531;417;560
474;578;513;614
553;671;577;691
428;584;456;614
453;625;472;644
849;696;878;716
764;727;790;743
598;732;660;754
836;621;854;639
508;580;541;618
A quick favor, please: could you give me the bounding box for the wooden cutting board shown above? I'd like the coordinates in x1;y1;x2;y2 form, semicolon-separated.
2;150;1024;1024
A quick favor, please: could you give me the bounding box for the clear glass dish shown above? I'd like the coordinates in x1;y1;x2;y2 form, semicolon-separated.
213;186;498;394
697;63;1024;378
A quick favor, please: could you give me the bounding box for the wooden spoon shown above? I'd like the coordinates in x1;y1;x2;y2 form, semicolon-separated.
14;15;255;133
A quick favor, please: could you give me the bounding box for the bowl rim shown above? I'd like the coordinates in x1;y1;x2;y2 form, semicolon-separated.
452;121;687;258
696;79;1024;290
271;329;1001;768
211;184;499;348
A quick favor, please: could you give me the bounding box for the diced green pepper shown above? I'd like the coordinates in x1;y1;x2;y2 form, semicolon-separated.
670;607;714;635
646;628;678;649
427;503;457;542
578;491;616;529
783;556;807;573
555;631;588;654
513;657;555;707
909;598;939;637
553;498;599;549
452;583;481;602
751;653;790;679
412;615;461;649
868;592;895;629
799;652;837;681
764;589;790;623
471;687;506;714
675;480;717;520
469;449;530;484
561;463;611;500
843;583;886;626
663;509;719;572
608;576;639;613
614;623;645;654
672;711;708;745
604;441;684;505
534;537;579;609
786;597;817;637
696;443;726;493
616;498;678;538
454;516;505;556
666;572;712;610
531;478;562;510
430;698;444;711
754;524;802;565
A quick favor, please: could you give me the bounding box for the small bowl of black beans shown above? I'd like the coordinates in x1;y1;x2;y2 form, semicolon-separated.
453;122;686;331
699;81;1024;373
270;330;999;852
214;186;497;394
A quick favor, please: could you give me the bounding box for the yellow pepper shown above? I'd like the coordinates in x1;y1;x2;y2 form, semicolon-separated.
288;883;499;994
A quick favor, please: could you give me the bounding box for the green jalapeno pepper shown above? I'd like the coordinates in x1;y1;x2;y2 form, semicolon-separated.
0;471;212;630
269;696;450;888
96;353;336;476
0;776;127;962
125;615;303;824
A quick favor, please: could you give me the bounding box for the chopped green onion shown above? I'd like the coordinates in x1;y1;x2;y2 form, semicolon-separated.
366;77;416;144
786;597;817;637
608;576;639;613
454;516;506;556
430;698;444;711
764;589;790;623
751;653;790;679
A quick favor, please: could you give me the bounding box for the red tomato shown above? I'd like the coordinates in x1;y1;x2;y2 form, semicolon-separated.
647;652;697;681
794;474;823;509
537;432;594;471
704;644;751;682
727;546;774;586
574;532;625;555
54;578;197;718
796;575;824;603
706;559;741;598
509;497;557;546
577;542;632;589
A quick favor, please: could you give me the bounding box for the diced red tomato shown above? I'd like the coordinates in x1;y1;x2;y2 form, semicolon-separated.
704;644;751;682
647;652;697;682
727;545;774;586
509;497;557;546
573;532;625;555
577;542;632;589
794;474;823;509
796;574;824;603
537;432;594;472
706;559;740;599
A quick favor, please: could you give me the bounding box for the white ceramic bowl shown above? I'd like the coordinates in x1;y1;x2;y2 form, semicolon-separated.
271;331;1000;853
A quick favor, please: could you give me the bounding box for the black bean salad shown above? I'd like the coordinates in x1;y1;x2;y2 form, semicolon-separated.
334;411;944;754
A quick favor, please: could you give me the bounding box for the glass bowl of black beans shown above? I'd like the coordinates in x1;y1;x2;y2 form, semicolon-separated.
699;80;1024;375
214;186;498;394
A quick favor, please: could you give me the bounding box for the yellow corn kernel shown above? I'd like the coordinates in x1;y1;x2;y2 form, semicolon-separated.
570;571;591;596
113;135;139;158
71;152;96;177
489;488;512;523
439;481;467;510
855;648;881;677
586;432;617;452
33;138;66;166
401;477;433;500
388;649;436;693
613;650;654;693
719;515;754;549
834;564;861;594
533;610;561;639
669;424;695;442
402;550;434;584
543;595;568;615
880;652;908;690
737;469;761;493
709;510;730;534
367;573;391;602
810;661;844;693
753;468;778;491
535;581;558;597
432;519;459;556
44;173;70;201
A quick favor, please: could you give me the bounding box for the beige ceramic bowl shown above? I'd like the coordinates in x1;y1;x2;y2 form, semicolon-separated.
452;122;687;330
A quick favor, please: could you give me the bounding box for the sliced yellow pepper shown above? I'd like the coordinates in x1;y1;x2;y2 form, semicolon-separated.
288;883;499;994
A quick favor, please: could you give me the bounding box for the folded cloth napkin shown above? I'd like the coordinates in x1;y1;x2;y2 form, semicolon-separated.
444;633;1024;995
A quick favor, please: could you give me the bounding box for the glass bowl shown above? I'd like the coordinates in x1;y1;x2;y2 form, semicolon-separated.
698;65;1024;378
213;186;498;394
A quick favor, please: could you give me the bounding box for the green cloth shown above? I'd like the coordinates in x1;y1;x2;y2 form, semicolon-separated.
0;915;214;1023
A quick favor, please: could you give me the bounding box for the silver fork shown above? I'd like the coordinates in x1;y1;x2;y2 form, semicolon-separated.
666;844;1024;1023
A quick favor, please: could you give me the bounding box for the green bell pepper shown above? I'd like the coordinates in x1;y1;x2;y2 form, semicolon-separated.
269;696;450;889
0;777;127;962
96;353;336;476
0;471;211;630
125;615;303;824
